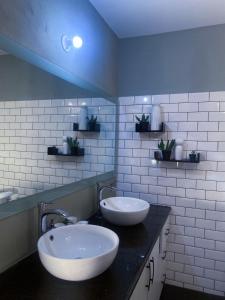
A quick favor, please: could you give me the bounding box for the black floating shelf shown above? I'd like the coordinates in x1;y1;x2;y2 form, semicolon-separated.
135;122;164;133
154;151;200;164
73;123;100;132
47;147;84;156
154;158;200;164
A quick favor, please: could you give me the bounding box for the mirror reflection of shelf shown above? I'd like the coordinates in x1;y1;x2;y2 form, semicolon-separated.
73;123;100;132
47;147;85;157
135;122;164;133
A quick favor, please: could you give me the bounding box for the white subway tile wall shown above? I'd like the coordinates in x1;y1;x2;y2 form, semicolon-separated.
117;92;225;296
0;98;115;197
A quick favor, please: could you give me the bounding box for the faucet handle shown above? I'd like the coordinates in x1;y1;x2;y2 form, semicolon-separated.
65;216;78;225
49;219;55;229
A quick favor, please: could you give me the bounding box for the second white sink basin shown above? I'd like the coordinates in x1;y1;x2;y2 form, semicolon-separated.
100;197;150;226
38;224;119;281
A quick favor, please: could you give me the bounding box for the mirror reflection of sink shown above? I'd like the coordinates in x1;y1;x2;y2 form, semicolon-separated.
37;224;119;281
100;197;150;226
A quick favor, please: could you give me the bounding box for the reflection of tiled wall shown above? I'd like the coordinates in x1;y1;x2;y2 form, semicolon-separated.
0;98;115;197
117;92;225;296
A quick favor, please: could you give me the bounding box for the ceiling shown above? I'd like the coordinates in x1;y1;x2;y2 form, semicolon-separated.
90;0;225;38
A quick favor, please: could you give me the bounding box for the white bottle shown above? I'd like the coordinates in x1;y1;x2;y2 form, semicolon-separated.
151;105;162;130
62;136;69;155
175;139;183;161
79;105;88;130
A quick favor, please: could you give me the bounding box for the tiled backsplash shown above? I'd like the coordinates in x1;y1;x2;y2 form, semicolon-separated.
0;98;115;198
117;92;225;296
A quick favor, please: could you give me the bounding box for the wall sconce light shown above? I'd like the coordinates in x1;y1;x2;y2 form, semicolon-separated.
61;34;83;52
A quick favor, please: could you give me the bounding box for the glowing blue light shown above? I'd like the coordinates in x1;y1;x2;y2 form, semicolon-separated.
72;36;83;49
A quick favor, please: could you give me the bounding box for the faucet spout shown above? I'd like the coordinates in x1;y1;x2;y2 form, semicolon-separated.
38;202;72;236
96;184;120;212
41;208;70;219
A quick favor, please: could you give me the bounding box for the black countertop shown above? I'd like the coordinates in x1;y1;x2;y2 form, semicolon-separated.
0;205;170;300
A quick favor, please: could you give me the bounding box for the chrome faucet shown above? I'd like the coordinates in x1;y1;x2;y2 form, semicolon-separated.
96;183;120;210
38;202;76;236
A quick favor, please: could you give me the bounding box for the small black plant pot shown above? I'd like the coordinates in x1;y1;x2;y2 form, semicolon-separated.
87;123;100;132
189;153;200;162
154;151;161;160
189;154;196;162
70;147;85;156
136;122;150;132
48;146;58;155
162;150;172;161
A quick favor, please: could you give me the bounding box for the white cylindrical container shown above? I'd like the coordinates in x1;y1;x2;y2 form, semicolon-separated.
79;105;88;130
175;139;183;161
151;105;162;130
62;136;69;155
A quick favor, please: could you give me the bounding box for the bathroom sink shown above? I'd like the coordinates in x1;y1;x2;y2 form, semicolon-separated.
0;191;12;204
37;224;119;281
100;197;150;226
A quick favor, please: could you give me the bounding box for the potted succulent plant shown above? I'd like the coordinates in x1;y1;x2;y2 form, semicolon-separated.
87;115;100;131
135;114;150;132
158;139;176;161
189;150;196;162
189;151;200;162
67;137;84;155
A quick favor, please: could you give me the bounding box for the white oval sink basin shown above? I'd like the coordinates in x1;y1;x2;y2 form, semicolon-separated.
37;224;119;281
100;197;150;226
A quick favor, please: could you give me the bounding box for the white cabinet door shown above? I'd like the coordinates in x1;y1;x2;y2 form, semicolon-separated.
130;217;170;300
130;259;149;300
159;216;170;261
159;216;170;285
148;239;162;300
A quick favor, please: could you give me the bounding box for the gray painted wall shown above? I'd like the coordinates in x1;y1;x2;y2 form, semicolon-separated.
0;55;93;100
0;0;118;96
118;24;225;96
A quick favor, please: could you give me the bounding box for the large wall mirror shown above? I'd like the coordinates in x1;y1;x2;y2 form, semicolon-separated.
0;49;117;216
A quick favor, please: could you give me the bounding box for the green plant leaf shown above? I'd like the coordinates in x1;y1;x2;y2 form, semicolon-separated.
135;115;141;122
158;138;165;150
87;115;97;124
165;140;169;151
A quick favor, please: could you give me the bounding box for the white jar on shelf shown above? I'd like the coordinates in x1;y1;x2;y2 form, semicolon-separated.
62;136;69;155
175;139;183;161
79;105;88;130
151;105;161;130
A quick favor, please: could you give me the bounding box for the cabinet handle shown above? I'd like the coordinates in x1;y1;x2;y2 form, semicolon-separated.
145;262;151;290
150;257;154;283
162;250;167;260
165;228;170;236
161;273;166;284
